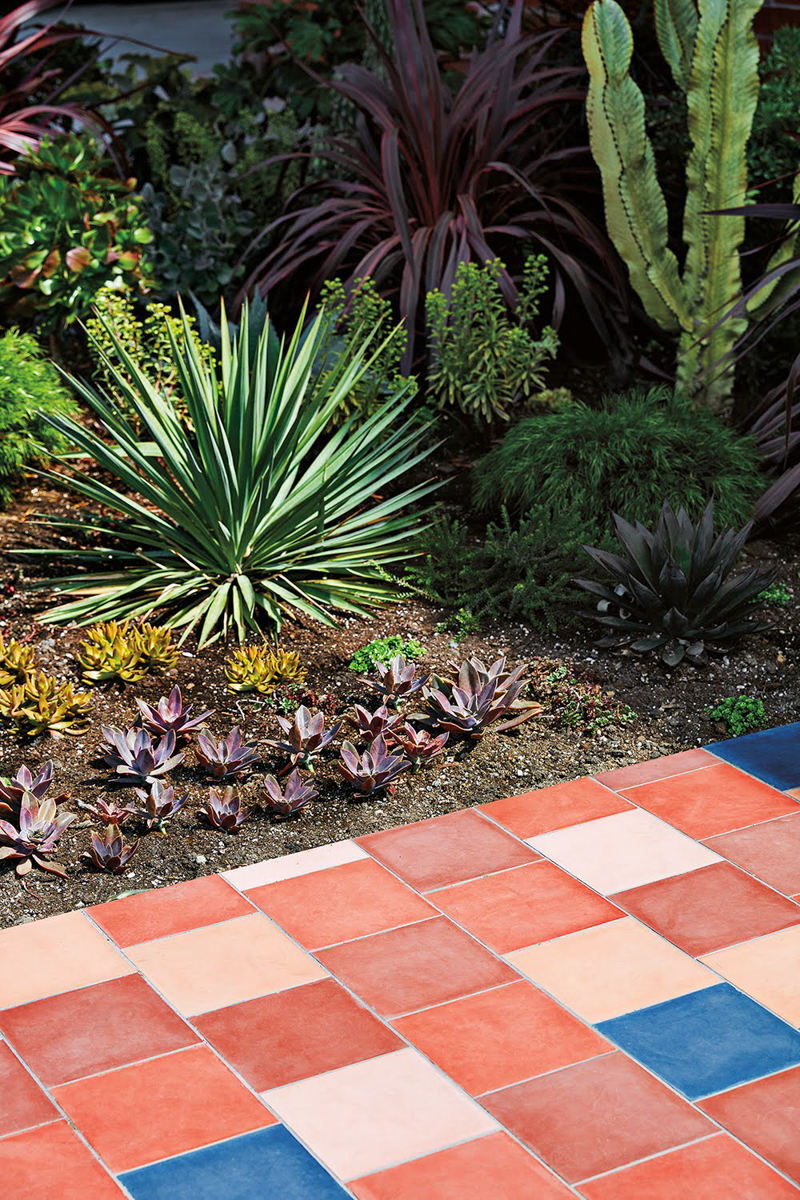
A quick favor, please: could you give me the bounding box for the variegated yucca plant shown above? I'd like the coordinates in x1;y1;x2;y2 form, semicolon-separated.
582;0;799;410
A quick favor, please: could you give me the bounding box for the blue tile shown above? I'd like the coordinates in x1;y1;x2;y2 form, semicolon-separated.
120;1125;348;1200
596;983;800;1100
706;722;800;792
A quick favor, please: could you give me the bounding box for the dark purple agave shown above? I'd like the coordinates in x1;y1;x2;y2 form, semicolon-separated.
82;824;138;873
0;793;75;879
264;705;341;769
136;685;214;745
202;787;252;832
338;734;410;795
0;761;66;820
261;769;318;818
100;726;185;784
195;727;260;780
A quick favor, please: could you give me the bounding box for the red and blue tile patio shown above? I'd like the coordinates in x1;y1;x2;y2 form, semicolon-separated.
3;723;800;1197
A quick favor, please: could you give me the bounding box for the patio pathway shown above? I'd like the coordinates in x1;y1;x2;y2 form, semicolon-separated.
3;724;800;1197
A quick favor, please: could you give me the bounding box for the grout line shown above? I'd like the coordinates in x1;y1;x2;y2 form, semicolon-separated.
573;1130;721;1186
475;1049;619;1098
310;912;440;952
388;979;516;1021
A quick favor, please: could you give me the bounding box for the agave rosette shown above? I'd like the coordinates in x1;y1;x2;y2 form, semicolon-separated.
100;726;185;784
261;768;318;818
202;786;252;831
0;793;75;879
136;685;214;744
423;656;542;738
0;761;66;820
82;824;139;873
130;780;188;831
264;705;341;768
338;734;411;794
195;726;260;779
360;654;430;707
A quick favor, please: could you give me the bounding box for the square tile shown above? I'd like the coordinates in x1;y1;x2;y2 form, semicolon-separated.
507;917;718;1022
393;980;609;1095
0;1121;125;1199
247;858;435;949
317;917;516;1016
0;974;198;1086
579;1132;799;1199
429;863;622;954
357;808;538;892
594;747;715;790
223;838;367;890
53;1044;275;1172
528;809;721;894
0;1041;57;1135
704;814;800;895
707;721;800;792
125;913;327;1016
263;1047;497;1181
121;1124;348;1200
619;761;799;839
90;875;252;947
195;977;402;1090
612;862;800;956
0;911;134;1010
700;1064;800;1184
481;776;632;839
701;925;800;1026
350;1131;573;1200
596;983;800;1100
481;1051;713;1183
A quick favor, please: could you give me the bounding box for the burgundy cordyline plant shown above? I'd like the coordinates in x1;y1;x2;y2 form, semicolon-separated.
387;723;449;769
338;734;411;795
0;760;66;820
261;769;318;818
0;792;75;879
264;705;341;769
100;726;185;785
360;655;429;708
242;0;628;368
351;703;402;744
136;685;214;746
195;727;260;780
82;824;138;873
202;787;252;832
131;781;188;832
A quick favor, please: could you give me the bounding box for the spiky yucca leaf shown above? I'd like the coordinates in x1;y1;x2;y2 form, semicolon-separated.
28;302;437;647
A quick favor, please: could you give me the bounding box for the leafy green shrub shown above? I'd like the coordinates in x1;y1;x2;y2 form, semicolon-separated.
349;635;426;674
29;304;437;646
426;257;559;424
0;134;152;329
749;28;800;193
473;388;764;529
755;581;792;608
435;608;482;641
412;505;604;631
0;328;77;507
707;696;766;737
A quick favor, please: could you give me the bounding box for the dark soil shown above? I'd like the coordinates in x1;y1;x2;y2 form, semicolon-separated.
1;482;798;928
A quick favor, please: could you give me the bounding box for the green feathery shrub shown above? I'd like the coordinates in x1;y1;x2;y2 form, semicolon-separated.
0;328;76;507
473;388;764;529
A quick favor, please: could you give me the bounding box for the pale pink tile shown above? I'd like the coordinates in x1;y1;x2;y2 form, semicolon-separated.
0;912;134;1010
223;840;367;890
263;1048;497;1180
528;809;720;895
701;925;800;1026
126;913;327;1015
508;917;719;1022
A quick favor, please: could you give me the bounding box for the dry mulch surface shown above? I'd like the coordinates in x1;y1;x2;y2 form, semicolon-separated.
0;484;798;927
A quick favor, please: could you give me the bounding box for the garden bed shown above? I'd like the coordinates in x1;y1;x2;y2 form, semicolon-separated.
0;484;797;928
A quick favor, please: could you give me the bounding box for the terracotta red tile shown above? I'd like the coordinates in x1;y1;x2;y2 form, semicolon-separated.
0;1042;57;1135
0;1121;124;1198
594;748;715;790
0;973;198;1086
481;1051;714;1183
699;1064;800;1184
53;1044;274;1172
481;776;633;839
89;874;252;947
247;858;434;948
579;1133;799;1199
350;1131;573;1199
613;862;800;956
619;761;799;839
316;917;516;1016
704;813;800;896
393;980;609;1095
429;862;622;953
195;977;402;1090
357;808;538;892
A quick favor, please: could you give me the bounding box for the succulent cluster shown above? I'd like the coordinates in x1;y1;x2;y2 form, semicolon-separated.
78;620;178;684
224;645;306;695
264;706;341;769
527;658;637;735
577;502;777;667
202;787;252;832
131;781;188;832
387;723;449;767
195;727;260;780
136;686;213;745
339;735;411;795
0;671;92;736
423;656;543;739
82;825;139;873
360;654;430;708
100;727;185;785
261;770;318;818
0;763;75;881
351;703;402;744
0;634;36;687
0;762;66;821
